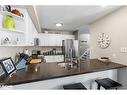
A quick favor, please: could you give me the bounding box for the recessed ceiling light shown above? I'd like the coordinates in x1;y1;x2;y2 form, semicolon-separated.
55;23;63;27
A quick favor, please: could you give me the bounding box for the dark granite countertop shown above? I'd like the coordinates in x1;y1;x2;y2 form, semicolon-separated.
0;59;126;86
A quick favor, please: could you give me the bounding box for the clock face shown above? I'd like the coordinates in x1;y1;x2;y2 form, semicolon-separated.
97;33;110;49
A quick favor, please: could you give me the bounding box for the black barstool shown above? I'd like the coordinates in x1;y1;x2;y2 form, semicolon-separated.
63;82;87;90
95;78;122;90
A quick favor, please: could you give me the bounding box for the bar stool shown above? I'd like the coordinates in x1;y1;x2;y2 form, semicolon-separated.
63;82;87;90
95;78;122;90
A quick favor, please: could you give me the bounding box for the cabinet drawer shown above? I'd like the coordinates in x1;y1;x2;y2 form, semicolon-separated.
45;55;64;63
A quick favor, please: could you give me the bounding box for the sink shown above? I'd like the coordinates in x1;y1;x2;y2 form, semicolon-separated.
58;62;78;69
58;62;70;67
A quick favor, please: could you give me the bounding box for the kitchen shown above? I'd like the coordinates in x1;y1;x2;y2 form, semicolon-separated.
0;5;127;90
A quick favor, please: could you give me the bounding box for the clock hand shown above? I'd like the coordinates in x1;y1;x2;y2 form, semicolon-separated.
102;33;104;41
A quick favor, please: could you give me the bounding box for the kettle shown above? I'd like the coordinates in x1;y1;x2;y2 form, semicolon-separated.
5;5;11;12
0;5;11;12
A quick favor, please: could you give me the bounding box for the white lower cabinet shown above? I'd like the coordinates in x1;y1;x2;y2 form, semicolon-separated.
9;69;117;89
45;55;64;63
0;86;13;90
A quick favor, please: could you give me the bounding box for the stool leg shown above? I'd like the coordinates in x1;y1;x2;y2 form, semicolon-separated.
97;84;101;90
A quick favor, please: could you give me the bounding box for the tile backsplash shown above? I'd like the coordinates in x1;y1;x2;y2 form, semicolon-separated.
0;31;24;46
0;46;23;77
0;46;63;76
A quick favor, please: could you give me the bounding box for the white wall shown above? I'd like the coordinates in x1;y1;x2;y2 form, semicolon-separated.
79;33;90;56
90;7;127;65
90;6;127;87
79;34;90;44
25;9;38;46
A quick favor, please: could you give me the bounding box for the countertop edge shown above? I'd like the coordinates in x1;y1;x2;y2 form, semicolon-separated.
6;65;126;86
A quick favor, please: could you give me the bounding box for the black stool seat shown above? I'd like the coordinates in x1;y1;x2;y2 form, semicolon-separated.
95;78;122;89
63;83;87;90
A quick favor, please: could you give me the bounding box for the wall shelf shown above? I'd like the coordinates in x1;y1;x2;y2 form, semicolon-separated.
0;45;25;46
0;28;24;34
0;11;25;21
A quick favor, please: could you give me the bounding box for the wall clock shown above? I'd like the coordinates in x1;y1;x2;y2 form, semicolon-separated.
97;33;111;49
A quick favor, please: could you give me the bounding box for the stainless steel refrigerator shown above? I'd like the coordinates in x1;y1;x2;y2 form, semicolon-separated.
62;39;79;62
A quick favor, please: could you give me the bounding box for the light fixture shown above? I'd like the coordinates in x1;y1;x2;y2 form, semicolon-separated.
55;23;63;27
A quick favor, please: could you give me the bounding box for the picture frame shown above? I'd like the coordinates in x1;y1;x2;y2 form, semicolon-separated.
0;57;16;76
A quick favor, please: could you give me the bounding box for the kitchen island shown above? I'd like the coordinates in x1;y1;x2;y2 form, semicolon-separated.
0;59;126;89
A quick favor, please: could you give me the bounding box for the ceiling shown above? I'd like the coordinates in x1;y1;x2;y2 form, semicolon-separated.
35;6;121;32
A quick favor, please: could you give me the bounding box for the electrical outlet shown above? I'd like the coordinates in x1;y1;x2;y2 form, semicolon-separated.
120;47;127;53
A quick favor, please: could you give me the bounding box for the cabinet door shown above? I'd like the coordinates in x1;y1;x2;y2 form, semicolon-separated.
45;55;64;63
65;35;75;39
53;34;62;46
0;86;13;89
38;34;75;46
59;34;75;46
38;34;48;46
48;34;56;46
57;55;64;62
39;34;61;46
45;56;54;63
48;34;62;46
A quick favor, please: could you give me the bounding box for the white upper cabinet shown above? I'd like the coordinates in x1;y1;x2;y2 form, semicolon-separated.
38;33;75;46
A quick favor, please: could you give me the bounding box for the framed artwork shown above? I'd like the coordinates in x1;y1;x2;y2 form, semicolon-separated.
0;57;16;76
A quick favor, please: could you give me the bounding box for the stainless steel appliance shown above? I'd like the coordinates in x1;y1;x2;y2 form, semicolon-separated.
62;39;79;62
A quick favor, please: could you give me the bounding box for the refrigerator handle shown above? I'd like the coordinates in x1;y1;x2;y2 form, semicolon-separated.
69;48;73;63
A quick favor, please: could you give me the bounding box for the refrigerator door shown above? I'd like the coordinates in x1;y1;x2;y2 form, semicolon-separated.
72;40;79;58
63;39;73;58
62;39;79;59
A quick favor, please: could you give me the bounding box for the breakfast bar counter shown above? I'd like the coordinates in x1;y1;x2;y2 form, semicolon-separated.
0;59;126;87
